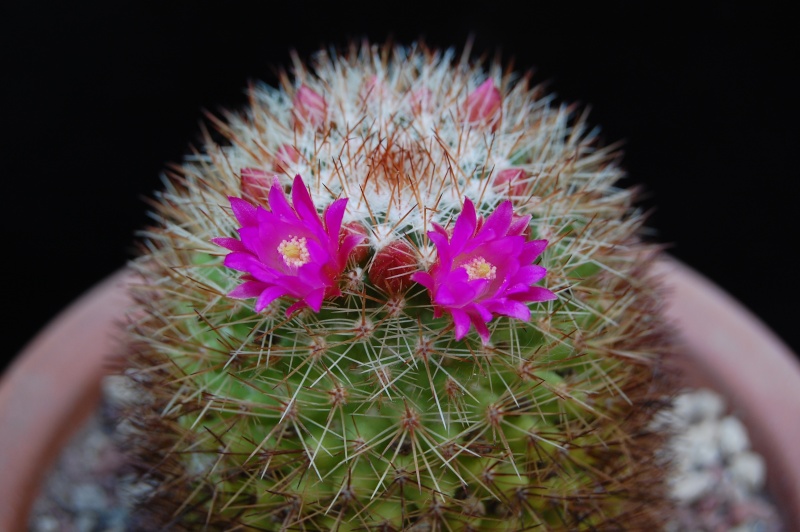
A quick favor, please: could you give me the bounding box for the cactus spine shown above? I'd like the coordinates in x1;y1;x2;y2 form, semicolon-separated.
123;41;674;530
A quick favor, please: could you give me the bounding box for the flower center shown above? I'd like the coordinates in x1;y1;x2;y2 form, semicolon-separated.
463;257;496;281
278;236;310;267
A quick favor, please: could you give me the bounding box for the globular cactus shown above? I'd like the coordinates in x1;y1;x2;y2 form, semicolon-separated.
123;41;675;530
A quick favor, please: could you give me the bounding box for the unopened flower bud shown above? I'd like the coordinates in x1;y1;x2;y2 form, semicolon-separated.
274;144;301;173
361;75;387;101
493;168;528;197
465;79;502;130
293;85;327;129
368;240;417;295
240;167;271;200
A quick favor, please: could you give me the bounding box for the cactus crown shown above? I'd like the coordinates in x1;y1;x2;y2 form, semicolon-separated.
124;41;673;530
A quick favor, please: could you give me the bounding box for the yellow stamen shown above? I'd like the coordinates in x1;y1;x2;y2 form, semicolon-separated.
463;257;496;281
278;236;310;267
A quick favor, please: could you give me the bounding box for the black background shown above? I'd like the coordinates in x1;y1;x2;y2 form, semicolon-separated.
2;2;797;374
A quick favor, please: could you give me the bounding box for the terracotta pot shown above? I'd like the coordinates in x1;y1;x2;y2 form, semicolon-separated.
653;257;800;526
1;259;798;530
0;269;135;531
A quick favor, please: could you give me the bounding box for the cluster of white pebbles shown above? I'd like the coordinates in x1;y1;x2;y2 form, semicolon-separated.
661;389;784;531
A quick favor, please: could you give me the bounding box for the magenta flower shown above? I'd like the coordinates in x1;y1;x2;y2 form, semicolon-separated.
411;199;556;343
213;175;363;315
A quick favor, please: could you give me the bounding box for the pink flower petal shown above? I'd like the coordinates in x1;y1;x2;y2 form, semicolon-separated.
302;288;326;312
264;179;293;219
411;271;435;291
450;309;472;340
512;265;548;286
469;313;491;343
480;201;512;239
520;239;548;262
229;280;269;299
485;299;531;321
428;231;452;263
508;214;532;237
229;196;259;226
291;175;320;225
211;237;247;252
450;198;478;252
324;199;348;249
255;285;288;312
517;286;557;302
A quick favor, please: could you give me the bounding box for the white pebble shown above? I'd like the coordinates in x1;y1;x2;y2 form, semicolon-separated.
119;478;155;505
75;513;99;532
672;389;725;424
718;415;750;457
670;470;715;502
71;483;108;511
102;374;150;405
729;451;766;492
680;421;721;468
31;515;60;532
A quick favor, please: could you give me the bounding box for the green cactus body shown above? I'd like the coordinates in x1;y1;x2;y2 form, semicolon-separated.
124;42;673;530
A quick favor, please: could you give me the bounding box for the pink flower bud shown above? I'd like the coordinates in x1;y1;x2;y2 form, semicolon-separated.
493;168;528;197
361;75;387;101
465;79;502;130
274;144;300;173
240;167;271;200
293;85;327;129
368;240;418;295
342;221;370;265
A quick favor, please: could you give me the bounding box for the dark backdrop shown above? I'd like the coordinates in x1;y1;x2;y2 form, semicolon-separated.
3;2;797;373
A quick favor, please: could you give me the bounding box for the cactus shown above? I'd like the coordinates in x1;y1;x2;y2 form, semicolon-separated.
122;41;675;530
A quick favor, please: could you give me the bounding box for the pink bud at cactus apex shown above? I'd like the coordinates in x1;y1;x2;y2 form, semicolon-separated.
493;168;528;197
293;85;327;129
240;167;271;200
465;79;502;130
274;144;301;173
369;240;418;295
361;75;387;101
342;221;370;265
